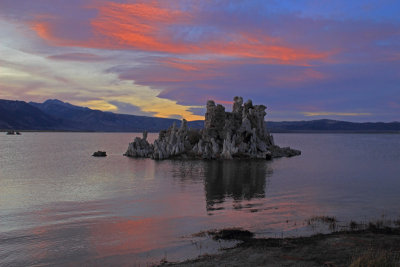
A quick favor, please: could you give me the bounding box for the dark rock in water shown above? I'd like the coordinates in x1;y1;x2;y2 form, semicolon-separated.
210;228;254;241
6;130;22;135
270;146;301;158
92;151;107;157
124;97;301;160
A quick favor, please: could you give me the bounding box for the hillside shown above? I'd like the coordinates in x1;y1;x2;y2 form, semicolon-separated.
1;99;399;133
0;100;64;130
267;119;400;133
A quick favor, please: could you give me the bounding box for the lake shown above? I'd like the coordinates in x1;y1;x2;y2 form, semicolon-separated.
1;132;399;266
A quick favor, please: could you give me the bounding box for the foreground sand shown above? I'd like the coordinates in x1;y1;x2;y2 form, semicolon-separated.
162;228;400;266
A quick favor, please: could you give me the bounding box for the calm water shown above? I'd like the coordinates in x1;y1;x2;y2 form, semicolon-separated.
1;133;400;266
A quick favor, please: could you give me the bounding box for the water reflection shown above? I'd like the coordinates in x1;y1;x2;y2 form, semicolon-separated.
3;133;400;266
204;160;272;211
169;160;205;183
169;160;272;212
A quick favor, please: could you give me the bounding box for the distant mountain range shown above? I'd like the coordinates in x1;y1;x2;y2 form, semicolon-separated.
267;120;400;133
0;99;198;132
0;99;399;133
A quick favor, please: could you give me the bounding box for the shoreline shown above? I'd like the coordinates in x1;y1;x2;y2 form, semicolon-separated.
1;130;400;134
162;221;400;266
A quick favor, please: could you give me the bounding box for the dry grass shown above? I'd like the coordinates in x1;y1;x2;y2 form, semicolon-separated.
307;215;337;224
350;250;400;267
306;215;400;233
306;215;338;231
349;220;359;230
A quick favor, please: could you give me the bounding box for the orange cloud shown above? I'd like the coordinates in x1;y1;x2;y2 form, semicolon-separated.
31;21;59;44
30;1;330;65
30;20;91;47
204;34;328;63
90;1;191;53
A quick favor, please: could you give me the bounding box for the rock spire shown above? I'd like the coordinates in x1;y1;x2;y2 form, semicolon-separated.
124;97;300;160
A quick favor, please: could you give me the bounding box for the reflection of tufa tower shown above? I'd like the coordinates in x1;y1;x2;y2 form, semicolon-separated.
203;160;272;212
167;160;273;213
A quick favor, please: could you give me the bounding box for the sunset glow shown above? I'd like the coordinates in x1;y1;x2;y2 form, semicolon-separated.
1;0;399;121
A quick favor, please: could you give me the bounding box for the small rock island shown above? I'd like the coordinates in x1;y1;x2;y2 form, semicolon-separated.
92;151;107;157
124;97;300;160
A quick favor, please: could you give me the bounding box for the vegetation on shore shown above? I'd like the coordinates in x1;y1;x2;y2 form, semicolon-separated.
160;217;400;266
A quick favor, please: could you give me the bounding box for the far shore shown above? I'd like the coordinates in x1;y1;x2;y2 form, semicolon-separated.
1;129;399;134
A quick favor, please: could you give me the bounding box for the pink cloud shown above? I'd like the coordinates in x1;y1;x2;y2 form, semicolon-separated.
27;1;330;65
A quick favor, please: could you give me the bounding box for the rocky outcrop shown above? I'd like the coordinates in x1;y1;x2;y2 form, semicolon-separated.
124;131;153;157
124;97;300;160
92;151;107;157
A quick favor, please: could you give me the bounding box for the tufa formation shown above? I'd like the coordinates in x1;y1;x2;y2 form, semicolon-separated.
124;97;300;160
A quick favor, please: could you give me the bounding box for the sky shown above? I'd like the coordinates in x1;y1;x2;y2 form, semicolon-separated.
0;0;399;122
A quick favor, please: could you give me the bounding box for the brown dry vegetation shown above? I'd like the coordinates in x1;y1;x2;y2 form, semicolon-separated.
161;220;400;267
350;250;400;267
